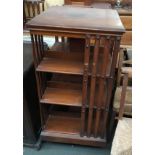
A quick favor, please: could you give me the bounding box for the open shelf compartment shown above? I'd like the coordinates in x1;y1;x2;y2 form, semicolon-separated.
36;44;112;76
36;51;84;75
40;81;82;107
41;110;107;147
43;111;81;135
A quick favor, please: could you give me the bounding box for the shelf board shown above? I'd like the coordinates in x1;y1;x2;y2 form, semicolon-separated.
41;112;107;147
40;81;82;107
43;112;81;135
37;57;83;75
36;51;84;75
36;48;111;76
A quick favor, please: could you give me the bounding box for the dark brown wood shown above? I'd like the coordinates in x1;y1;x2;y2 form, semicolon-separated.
41;132;106;147
87;36;100;137
94;37;110;137
40;81;82;107
27;6;124;147
31;34;44;126
26;6;125;34
101;37;121;138
36;52;84;75
81;35;91;136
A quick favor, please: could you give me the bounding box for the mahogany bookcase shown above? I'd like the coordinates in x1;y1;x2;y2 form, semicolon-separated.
26;6;125;147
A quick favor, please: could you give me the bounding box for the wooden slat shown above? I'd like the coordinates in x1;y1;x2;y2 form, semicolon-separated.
40;35;44;56
94;36;110;137
101;37;121;138
38;35;43;58
35;35;42;62
87;36;100;137
81;35;91;136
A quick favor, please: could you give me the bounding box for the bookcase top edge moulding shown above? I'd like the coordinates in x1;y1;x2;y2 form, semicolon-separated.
26;6;125;147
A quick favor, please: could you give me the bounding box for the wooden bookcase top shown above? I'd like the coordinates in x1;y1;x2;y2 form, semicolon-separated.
26;6;125;34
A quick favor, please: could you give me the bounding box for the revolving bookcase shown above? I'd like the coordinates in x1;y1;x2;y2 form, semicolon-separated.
26;6;125;147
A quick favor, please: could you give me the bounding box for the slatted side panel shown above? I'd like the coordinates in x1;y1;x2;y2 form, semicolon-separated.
87;35;100;137
94;36;111;138
101;36;121;138
80;35;91;136
30;33;46;126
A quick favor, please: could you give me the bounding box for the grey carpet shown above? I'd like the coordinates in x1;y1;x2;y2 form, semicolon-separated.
24;142;111;155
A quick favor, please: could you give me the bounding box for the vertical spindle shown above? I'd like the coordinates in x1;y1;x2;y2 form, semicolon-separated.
87;35;100;137
94;36;110;137
31;34;44;125
81;35;91;136
101;36;121;138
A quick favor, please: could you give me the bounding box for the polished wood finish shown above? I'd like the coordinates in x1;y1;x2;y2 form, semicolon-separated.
26;6;125;34
41;81;82;107
43;112;81;134
87;36;100;137
27;6;124;147
36;51;84;75
94;37;111;138
81;36;91;136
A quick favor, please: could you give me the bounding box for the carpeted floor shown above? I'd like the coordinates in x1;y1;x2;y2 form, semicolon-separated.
24;142;111;155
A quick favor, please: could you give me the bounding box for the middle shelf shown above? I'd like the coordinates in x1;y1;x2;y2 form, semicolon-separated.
36;51;84;75
39;74;106;109
41;81;82;107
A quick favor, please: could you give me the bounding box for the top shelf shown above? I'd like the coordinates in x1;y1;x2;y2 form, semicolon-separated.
36;50;84;75
26;6;125;34
36;50;111;76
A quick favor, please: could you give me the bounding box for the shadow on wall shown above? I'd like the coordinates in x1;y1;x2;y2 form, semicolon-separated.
45;0;64;9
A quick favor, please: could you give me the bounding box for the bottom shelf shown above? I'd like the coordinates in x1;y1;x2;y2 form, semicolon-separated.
41;112;107;147
43;112;81;135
